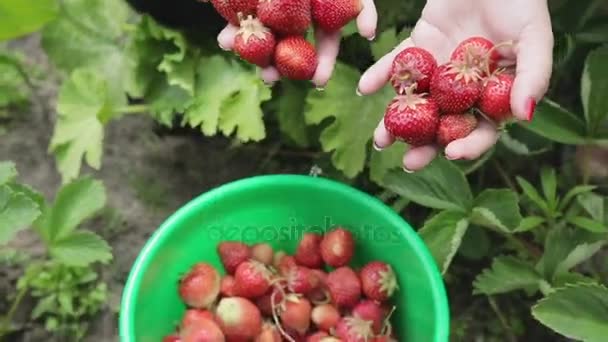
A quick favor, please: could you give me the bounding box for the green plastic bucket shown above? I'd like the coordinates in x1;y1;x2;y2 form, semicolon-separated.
119;174;450;341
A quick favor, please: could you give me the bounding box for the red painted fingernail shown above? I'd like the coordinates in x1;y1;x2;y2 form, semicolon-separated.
526;97;536;121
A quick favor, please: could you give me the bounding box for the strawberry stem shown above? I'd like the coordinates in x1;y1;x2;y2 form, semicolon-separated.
270;287;296;342
482;40;514;76
380;305;397;336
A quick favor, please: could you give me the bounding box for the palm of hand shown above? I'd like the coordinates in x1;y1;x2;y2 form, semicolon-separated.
359;0;554;171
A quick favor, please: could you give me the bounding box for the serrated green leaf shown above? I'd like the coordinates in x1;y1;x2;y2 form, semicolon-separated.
539;226;604;280
559;185;597;211
183;55;269;142
419;210;469;274
304;62;394;178
581;45;608;135
567;216;608;233
553;272;599;287
555;239;606;275
577;192;604;222
369;143;407;186
147;82;191;126
0;52;30;109
499;125;552;155
471;189;522;232
37;177;106;242
50;230;112;266
513;216;546;233
382;157;473;211
49;68;113;183
516;176;549;214
370;27;411;61
473;256;543;295
532;283;608;342
519;98;587;145
0;161;17;185
276;81;311;147
0;0;58;41
0;186;41;245
458;226;491;261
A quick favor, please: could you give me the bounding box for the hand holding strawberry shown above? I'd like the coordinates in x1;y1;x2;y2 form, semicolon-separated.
359;0;554;172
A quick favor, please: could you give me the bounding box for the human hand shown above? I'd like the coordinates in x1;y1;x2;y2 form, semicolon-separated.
359;0;554;172
215;0;378;87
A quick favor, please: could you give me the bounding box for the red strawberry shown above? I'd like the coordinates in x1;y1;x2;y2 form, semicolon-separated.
477;73;514;122
273;250;287;268
306;331;329;342
251;242;275;265
436;112;477;147
233;16;276;68
450;36;500;76
274;36;318;80
287;266;320;294
306;269;329;303
320;227;354;267
390;47;437;94
326;266;361;308
255;322;282;342
295;232;324;268
311;303;340;331
277;254;298;276
359;261;398;302
258;0;312;36
208;0;258;26
178;263;221;309
162;334;180;342
279;295;312;335
311;0;362;32
216;297;263;340
335;316;375;342
220;275;238;297
181;309;215;329
383;86;440;146
429;62;483;113
373;335;398;342
352;300;384;334
256;288;284;316
179;317;225;342
234;260;274;298
218;241;251;274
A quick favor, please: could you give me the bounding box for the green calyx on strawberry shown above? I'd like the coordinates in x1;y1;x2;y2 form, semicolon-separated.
311;0;362;32
234;15;276;68
390;47;437;94
383;84;440;146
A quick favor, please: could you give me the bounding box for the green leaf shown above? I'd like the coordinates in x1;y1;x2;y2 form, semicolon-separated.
567;216;608;233
473;256;543;295
453;148;495;175
50;230;112;266
182;55;270;142
48;68;114;183
382;157;473;212
369;143;407;186
539;227;604;280
458;226;491;261
419;210;469;274
304;62;394;178
0;52;30;109
532;283;608;342
499;125;552;155
0;161;17;185
0;0;58;41
581;45;608;135
554;239;606;275
37;177;106;242
513;216;546;233
370;27;411;61
276;81;311;147
471;189;522;232
577;192;604;222
0;186;41;245
41;0;132;106
559;185;597;211
540;167;557;209
516;176;549;214
519;98;587;145
576;22;608;43
553;272;599;287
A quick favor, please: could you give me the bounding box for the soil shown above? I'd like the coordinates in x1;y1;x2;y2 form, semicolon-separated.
1;34;312;341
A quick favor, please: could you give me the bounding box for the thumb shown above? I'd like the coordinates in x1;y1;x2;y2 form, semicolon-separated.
510;23;554;121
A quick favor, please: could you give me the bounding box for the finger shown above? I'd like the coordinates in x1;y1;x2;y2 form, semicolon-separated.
510;23;554;121
217;24;239;50
358;38;414;95
312;29;342;87
403;145;439;172
373;120;395;150
356;0;377;39
261;67;281;84
444;119;498;160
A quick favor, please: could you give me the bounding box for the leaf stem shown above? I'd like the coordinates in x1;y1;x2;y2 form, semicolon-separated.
117;104;150;114
492;159;517;192
488;296;517;342
0;283;29;337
